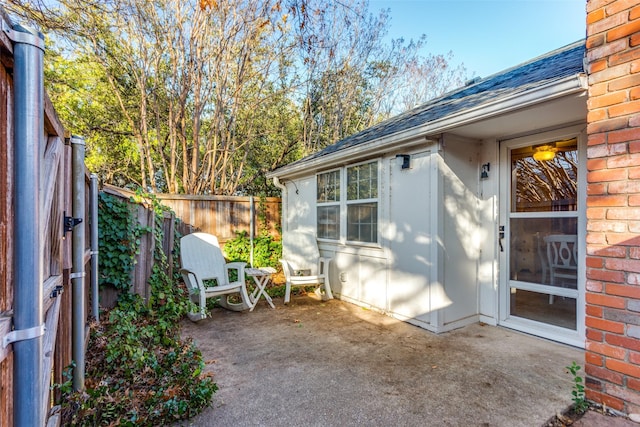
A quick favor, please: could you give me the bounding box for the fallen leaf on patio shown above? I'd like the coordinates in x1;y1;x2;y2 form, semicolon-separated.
294;319;300;323
432;365;437;369
205;359;217;364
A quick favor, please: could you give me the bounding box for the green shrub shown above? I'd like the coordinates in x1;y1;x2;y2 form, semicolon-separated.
223;230;282;269
59;190;216;426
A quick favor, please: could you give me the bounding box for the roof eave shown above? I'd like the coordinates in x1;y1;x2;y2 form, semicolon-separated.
267;72;587;180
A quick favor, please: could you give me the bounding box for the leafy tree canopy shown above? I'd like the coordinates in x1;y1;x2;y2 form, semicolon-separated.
7;0;468;196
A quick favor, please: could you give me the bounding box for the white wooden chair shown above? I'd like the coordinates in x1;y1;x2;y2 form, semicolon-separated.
544;234;578;304
280;230;333;304
180;232;251;321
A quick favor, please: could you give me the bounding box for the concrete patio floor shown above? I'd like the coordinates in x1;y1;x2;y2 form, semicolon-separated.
178;294;585;426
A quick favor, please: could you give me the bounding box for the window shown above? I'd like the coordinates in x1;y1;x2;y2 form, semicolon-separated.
347;162;378;243
317;161;379;243
317;170;340;239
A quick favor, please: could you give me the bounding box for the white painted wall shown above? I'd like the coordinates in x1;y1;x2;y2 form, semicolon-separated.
280;137;496;333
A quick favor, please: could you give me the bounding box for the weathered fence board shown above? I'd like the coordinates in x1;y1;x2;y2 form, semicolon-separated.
99;185;281;304
156;193;281;244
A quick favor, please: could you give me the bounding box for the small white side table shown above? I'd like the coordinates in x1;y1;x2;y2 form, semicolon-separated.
246;267;277;311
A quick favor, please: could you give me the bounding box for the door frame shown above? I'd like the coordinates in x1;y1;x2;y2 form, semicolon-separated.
498;124;586;348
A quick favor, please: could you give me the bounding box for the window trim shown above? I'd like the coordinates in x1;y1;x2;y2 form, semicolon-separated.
316;159;380;245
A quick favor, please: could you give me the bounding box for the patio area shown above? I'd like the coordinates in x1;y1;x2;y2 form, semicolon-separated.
177;293;586;426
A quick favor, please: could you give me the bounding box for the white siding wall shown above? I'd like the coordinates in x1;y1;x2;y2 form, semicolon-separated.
280;136;498;333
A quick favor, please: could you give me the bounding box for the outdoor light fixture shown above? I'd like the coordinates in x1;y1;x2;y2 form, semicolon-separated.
480;163;490;179
396;154;411;169
533;143;557;162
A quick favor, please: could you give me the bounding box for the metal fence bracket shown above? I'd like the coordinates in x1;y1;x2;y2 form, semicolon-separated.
3;324;45;348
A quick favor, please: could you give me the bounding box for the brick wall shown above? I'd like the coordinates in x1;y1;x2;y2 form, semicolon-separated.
586;0;640;414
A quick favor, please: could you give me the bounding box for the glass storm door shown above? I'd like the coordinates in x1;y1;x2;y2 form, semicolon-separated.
499;131;584;345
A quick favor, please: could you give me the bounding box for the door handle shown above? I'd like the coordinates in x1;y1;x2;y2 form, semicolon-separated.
499;226;505;252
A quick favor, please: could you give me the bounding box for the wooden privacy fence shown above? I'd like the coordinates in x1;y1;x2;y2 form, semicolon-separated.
157;192;281;244
0;14;94;427
100;185;281;302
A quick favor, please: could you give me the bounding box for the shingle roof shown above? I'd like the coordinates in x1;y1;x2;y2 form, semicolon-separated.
293;40;585;165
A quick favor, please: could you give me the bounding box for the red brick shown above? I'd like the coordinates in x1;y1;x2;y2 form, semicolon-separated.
588;256;605;268
608;153;640;167
630;195;640;206
586;389;625;411
629;378;640;392
588;195;628;207
607;208;640;220
630;166;640;179
632;87;640;100
587;244;627;257
588;143;628;158
587;291;627;308
588;183;608;195
607;283;640;298
586;158;607;173
606;258;640;273
631;247;640;258
609;73;640;91
587;279;605;292
588;207;608;219
632;4;640;20
608;180;640;193
632;32;640;47
588;132;607;146
631;141;640;153
587;0;615;14
586;315;626;333
630;351;640;365
590;58;608;74
608;22;640;44
604;383;640;406
632;59;640;74
607;358;640;378
631;114;640;126
587;351;605;366
589;91;628;109
590;13;631;38
588;341;628;359
588;7;606;24
606;333;640;352
588;267;625;284
587;116;630;134
606;233;640;246
587;363;626;384
587;328;605;342
608;128;640;144
609;100;640;117
588;168;628;182
588;108;608;123
606;0;639;15
590;82;609;98
587;232;607;244
629;221;640;232
587;304;604;318
588;220;628;232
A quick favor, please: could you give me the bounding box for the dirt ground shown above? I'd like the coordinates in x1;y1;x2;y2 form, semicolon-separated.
178;292;585;426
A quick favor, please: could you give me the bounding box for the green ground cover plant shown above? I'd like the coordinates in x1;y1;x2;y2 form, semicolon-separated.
58;191;216;426
223;230;282;269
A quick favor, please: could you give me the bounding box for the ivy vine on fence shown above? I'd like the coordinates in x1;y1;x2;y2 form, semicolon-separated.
60;190;216;426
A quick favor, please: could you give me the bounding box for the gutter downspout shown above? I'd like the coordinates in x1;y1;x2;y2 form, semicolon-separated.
6;21;46;427
272;177;287;235
90;173;99;323
71;135;86;391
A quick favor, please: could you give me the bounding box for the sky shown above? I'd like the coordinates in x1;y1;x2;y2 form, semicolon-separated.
368;0;587;79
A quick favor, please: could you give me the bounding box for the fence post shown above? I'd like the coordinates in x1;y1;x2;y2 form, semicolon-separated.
90;174;99;322
70;135;86;391
9;21;46;427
